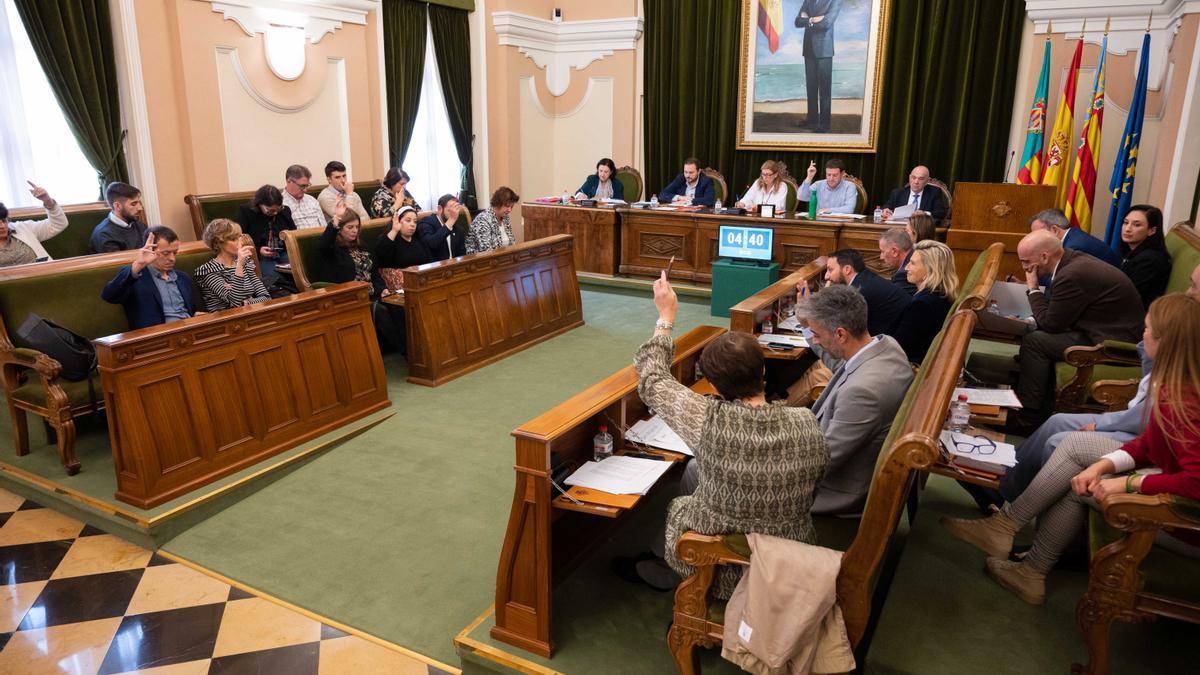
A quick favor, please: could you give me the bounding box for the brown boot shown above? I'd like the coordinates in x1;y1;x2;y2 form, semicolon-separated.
939;508;1018;559
986;558;1046;605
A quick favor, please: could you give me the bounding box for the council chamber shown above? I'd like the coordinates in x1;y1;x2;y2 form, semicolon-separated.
1;1;1199;673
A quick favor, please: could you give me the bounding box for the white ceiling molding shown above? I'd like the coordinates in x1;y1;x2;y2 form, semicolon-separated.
492;11;642;97
205;0;373;79
1025;0;1197;89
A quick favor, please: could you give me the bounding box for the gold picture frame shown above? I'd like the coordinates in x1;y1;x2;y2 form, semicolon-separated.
736;0;891;152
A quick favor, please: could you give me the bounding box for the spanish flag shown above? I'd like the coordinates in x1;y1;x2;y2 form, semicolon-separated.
1042;37;1084;206
1065;37;1106;231
1017;39;1051;184
758;0;783;53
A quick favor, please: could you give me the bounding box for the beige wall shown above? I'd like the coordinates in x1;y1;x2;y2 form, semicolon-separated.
133;1;385;238
1007;16;1200;233
482;0;641;239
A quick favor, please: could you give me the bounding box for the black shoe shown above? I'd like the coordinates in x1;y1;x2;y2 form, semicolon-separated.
611;552;676;592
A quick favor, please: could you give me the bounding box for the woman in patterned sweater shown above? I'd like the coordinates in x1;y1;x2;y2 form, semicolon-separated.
466;186;519;254
630;272;830;597
194;219;271;312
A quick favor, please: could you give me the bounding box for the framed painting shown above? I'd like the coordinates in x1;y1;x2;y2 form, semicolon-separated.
737;0;891;152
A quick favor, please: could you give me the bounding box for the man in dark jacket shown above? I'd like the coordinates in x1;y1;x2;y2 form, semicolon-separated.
795;0;842;132
89;182;148;254
416;194;468;261
657;158;716;207
101;227;195;329
823;248;910;336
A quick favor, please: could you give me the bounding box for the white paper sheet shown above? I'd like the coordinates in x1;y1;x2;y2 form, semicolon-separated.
953;387;1023;408
939;431;1018;468
757;333;809;348
564;455;675;495
776;316;802;332
625;417;694;456
891;203;917;219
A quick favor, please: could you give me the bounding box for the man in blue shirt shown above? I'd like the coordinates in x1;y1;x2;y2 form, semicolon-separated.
102;227;196;330
657;158;716;207
799;158;858;214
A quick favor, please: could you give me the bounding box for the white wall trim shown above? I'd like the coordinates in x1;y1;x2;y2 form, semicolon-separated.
1161;22;1200;226
492;11;642;96
110;0;160;224
472;0;490;201
523;76;611;119
215;46;325;113
206;0;370;41
373;1;388;174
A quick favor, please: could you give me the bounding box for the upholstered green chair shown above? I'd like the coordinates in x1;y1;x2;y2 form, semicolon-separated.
616;165;643;203
702;168;728;204
844;173;869;214
0;242;213;474
781;175;799;213
3;201;111;261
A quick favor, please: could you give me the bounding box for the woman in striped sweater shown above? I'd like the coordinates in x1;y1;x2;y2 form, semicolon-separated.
194;218;272;312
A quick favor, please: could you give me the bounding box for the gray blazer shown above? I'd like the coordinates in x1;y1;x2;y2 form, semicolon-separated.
809;336;913;515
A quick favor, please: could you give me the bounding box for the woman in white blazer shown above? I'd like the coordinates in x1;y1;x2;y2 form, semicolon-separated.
0;182;69;266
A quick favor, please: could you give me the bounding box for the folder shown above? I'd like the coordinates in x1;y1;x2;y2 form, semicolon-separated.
565;486;640;509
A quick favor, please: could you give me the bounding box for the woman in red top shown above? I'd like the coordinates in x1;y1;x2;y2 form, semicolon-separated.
942;292;1200;604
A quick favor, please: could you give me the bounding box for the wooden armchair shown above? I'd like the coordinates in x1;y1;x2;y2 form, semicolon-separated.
1074;493;1200;674
929;178;953;222
844;174;868;214
616;165;643;203
1055;341;1142;413
702;168;728;204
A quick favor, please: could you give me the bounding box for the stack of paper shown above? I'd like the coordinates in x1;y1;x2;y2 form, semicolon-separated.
819;213;867;220
939;431;1018;475
565;456;675;495
757;333;808;348
953;388;1023;408
626;416;693;456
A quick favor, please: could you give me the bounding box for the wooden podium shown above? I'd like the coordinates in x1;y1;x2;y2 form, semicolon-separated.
945;182;1054;279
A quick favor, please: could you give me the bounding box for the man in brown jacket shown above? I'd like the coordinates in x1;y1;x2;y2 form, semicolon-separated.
1011;231;1144;430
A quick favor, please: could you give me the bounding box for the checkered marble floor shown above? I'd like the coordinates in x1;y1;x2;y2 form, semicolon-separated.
0;487;455;674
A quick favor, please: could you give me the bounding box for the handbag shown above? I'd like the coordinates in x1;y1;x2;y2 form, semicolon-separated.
16;314;97;381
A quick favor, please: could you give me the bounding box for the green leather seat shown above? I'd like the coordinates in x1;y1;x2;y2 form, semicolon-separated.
615;167;643;203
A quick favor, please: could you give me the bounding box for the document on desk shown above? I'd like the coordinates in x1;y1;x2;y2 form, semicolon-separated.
626;416;694;456
757;333;808;348
565;456;675;495
775;315;802;332
953;387;1023;408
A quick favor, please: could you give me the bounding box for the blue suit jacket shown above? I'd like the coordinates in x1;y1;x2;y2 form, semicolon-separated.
658;174;716;207
850;268;911;337
1063;227;1122;268
577;174;625;201
796;0;841;58
101;265;196;330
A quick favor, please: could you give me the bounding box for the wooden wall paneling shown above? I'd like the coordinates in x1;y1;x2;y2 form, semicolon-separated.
95;283;389;508
521;204;621;275
619;211;697;280
403;235;584;386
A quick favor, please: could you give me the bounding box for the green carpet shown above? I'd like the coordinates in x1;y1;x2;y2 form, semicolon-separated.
159;287;721;668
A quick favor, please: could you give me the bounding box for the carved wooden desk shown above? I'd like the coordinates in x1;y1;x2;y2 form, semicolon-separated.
521;203;621;275
492;325;725;657
402;234;584;387
94;283;389;508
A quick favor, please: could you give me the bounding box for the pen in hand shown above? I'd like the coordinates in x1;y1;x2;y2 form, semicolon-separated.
665;255;675;278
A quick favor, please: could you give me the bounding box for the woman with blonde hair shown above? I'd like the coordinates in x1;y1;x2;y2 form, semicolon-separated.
887;239;958;363
735;160;789;212
942;293;1200;604
906;213;936;244
194;218;271;312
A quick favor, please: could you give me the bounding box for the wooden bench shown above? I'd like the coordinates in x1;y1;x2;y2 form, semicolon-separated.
491;325;725;657
183;179;381;238
668;309;982;671
279;217;393;292
0;242;216;474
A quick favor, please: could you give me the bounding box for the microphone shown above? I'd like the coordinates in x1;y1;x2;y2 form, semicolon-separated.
1004;150;1016;183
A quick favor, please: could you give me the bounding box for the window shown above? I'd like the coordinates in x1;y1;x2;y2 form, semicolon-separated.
0;0;101;208
402;20;463;212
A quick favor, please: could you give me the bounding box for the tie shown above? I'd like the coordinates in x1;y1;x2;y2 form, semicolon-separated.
909;192;920;207
812;364;847;417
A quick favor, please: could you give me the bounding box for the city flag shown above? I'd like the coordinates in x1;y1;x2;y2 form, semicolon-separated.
1065;36;1106;231
1042;37;1084;206
1104;32;1152;250
1017;39;1051;184
757;0;784;53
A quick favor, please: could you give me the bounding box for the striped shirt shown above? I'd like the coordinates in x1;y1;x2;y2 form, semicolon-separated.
194;257;272;312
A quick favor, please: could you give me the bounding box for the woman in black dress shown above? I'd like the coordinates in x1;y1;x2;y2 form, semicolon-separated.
1117;204;1171;309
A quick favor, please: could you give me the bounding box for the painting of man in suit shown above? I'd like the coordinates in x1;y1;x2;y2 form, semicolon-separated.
738;0;889;150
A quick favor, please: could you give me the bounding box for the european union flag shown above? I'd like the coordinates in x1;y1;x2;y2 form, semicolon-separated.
1104;33;1151;250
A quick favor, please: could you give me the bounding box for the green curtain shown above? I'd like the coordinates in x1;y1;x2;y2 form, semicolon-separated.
383;0;428;167
427;0;474;10
644;0;1025;206
429;3;477;210
13;0;127;195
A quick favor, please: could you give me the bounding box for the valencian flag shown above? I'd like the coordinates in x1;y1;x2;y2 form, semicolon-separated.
758;0;784;53
1017;39;1051;184
1043;36;1084;206
1105;32;1152;250
1065;36;1106;231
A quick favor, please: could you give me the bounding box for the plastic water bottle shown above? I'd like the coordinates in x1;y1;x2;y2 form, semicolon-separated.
762;315;774;335
714;197;723;211
562;190;571;204
593;425;614;462
873;206;883;223
988;300;1001;315
946;394;971;432
650;194;659;209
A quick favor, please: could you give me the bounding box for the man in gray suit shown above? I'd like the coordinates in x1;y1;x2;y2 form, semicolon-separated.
801;285;913;515
796;0;842;132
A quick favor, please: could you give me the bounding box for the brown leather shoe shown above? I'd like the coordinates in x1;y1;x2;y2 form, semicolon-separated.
986;557;1046;605
939;508;1018;559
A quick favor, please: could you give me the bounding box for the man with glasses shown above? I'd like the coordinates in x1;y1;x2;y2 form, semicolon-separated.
880;165;947;224
281;165;325;229
101;227;195;329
